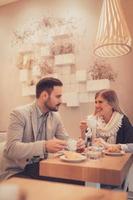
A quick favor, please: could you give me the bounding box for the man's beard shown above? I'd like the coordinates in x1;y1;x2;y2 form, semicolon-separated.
44;100;61;112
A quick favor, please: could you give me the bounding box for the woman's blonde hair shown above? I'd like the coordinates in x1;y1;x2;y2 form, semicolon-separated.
95;89;123;114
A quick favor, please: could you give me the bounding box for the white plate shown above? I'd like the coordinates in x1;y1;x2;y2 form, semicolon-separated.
60;155;87;163
104;151;125;156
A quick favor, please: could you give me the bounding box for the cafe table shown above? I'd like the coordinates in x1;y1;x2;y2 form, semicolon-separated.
39;152;133;188
2;177;127;200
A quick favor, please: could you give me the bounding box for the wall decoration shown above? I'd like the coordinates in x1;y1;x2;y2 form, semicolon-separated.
76;70;87;82
16;51;34;69
86;59;117;101
86;79;110;92
51;34;74;56
87;60;117;81
55;53;75;66
38;56;54;76
11;15;76;46
13;12;117;106
66;92;79;107
19;69;29;82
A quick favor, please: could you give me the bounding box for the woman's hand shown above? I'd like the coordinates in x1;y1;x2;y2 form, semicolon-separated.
80;121;88;139
76;138;85;153
93;138;109;148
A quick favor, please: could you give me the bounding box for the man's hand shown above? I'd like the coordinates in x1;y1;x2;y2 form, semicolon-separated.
45;139;67;153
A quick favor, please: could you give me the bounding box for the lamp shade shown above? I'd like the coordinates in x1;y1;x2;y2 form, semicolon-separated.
94;0;132;57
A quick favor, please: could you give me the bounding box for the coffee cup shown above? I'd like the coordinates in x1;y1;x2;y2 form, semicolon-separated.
67;138;77;151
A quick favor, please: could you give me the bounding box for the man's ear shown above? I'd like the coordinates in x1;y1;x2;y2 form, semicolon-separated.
41;91;48;100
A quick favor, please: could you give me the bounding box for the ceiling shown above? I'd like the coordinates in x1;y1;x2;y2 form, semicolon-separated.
0;0;18;7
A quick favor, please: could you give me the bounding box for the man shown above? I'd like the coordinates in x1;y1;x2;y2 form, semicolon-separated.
0;77;84;181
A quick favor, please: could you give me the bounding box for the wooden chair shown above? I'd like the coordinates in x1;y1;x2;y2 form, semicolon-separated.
123;163;133;192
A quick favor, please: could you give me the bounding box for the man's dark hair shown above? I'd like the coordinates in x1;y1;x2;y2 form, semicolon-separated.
36;77;63;98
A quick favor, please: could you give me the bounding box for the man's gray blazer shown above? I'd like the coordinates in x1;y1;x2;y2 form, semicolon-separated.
0;102;68;180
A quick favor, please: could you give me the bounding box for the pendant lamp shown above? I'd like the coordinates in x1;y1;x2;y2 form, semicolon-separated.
94;0;132;57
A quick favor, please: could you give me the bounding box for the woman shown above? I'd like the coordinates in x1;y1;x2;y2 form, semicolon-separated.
80;89;133;146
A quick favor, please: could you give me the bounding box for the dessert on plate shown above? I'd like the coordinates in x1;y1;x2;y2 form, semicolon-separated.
64;151;82;160
106;145;121;153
